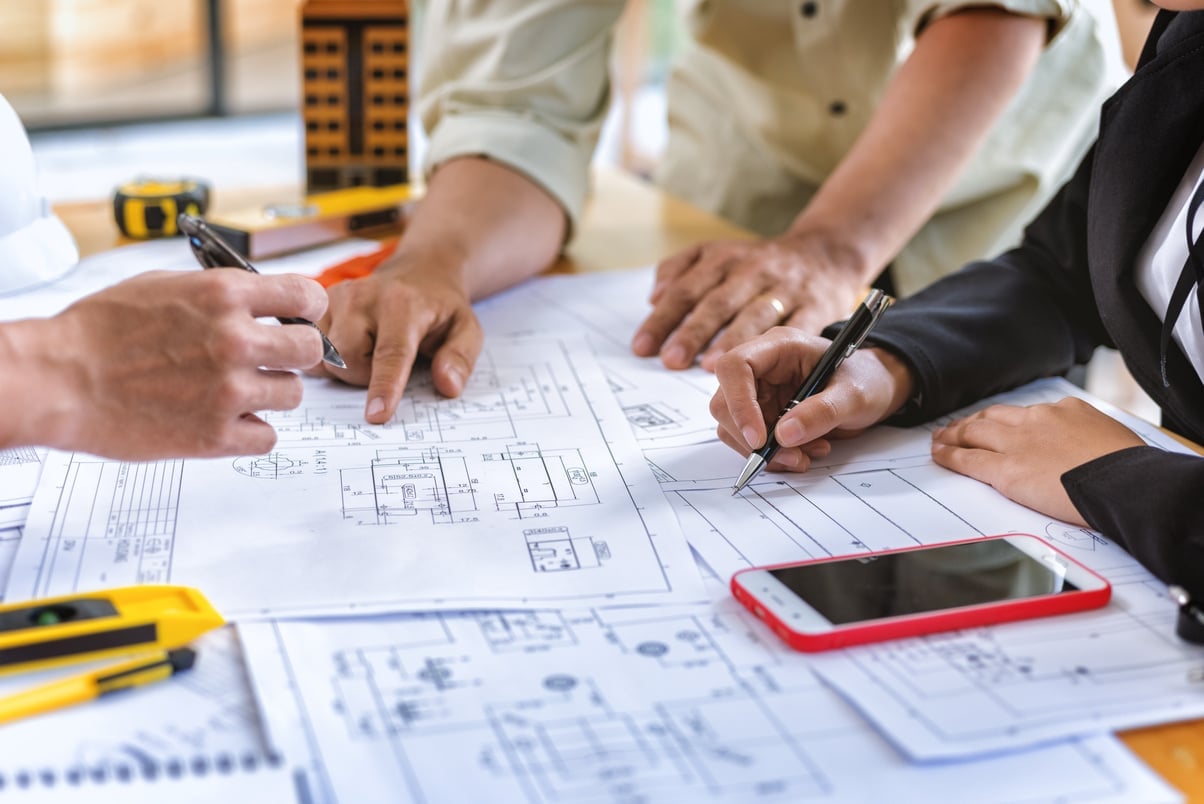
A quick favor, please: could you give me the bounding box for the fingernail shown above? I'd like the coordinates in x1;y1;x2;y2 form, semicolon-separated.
366;397;386;419
742;426;760;448
632;333;654;355
663;345;687;367
445;364;464;394
776;419;804;446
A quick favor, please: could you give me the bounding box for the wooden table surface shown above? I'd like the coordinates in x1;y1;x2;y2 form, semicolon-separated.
56;167;1204;801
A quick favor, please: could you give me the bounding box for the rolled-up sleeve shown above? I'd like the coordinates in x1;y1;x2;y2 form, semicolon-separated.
418;0;625;229
910;0;1070;37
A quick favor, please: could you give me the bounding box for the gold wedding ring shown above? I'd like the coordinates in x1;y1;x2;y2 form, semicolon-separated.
757;294;788;321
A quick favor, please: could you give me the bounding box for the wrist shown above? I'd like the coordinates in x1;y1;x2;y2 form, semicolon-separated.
867;346;919;419
780;222;877;286
377;239;471;292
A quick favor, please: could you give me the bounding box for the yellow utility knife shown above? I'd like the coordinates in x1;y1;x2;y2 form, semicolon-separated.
0;586;223;675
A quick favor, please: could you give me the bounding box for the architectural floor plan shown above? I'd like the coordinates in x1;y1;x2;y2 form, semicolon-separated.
477;271;721;449
648;380;1204;759
8;334;705;618
238;596;1177;804
481;270;1204;762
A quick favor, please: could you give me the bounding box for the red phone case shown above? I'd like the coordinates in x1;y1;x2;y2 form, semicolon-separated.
730;534;1111;652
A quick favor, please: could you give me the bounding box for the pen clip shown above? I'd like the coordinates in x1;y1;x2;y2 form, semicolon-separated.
843;289;894;358
178;214;258;274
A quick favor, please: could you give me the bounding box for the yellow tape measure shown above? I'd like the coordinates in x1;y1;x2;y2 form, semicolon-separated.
113;177;211;239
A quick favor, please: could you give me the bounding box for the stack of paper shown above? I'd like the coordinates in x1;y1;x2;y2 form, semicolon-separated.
0;245;1197;802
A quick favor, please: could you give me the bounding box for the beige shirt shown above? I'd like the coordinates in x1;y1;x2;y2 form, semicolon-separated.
419;0;1125;295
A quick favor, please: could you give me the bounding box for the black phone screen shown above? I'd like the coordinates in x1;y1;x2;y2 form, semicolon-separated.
768;540;1080;625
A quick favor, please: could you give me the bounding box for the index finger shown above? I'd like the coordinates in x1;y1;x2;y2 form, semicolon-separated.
363;313;422;424
713;346;774;450
713;330;835;447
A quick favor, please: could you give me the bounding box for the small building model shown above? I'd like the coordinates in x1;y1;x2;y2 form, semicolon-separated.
300;0;408;193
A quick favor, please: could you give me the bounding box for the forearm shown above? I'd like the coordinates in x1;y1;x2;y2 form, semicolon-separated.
391;157;567;299
0;318;77;450
789;8;1046;285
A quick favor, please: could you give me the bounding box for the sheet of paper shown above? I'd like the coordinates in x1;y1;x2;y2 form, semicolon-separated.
477;269;720;448
0;449;43;595
448;269;1204;759
237;597;1180;804
479;271;1204;759
9;332;704;618
633;379;1204;759
806;586;1204;761
0;627;293;800
656;378;1185;578
0;448;43;531
0;237;381;597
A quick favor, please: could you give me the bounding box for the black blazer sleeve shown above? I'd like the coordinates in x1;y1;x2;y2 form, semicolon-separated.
848;148;1112;425
1063;447;1204;595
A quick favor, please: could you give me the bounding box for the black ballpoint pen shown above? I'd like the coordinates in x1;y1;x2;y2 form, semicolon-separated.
731;288;894;495
177;213;347;369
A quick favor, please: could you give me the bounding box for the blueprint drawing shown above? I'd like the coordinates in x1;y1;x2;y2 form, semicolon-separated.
640;379;1204;759
8;335;704;618
238;599;1178;804
0;447;42;530
477;270;720;449
425;271;1204;760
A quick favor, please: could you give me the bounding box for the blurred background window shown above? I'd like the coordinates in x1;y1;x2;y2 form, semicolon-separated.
0;0;303;130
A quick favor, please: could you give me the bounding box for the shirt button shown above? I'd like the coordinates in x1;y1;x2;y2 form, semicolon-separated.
800;1;818;17
829;100;846;116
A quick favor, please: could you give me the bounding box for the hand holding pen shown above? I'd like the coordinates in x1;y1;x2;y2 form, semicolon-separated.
178;214;346;369
708;289;897;494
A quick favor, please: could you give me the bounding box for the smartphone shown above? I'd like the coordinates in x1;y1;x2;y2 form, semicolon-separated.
730;533;1111;652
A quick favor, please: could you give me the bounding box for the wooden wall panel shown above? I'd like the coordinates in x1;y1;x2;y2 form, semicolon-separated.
0;5;52;94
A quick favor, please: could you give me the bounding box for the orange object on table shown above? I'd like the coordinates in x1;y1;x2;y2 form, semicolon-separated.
313;238;399;288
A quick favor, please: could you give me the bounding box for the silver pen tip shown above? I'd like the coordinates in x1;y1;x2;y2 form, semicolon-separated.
322;343;347;369
731;454;765;496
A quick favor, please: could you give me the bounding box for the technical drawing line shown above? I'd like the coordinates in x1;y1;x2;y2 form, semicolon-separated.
21;455;184;601
0;447;39;466
13;335;706;617
239;599;1181;804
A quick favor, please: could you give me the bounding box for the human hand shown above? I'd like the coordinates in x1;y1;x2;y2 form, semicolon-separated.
311;245;484;424
34;269;327;459
631;232;864;371
710;327;914;472
931;398;1146;525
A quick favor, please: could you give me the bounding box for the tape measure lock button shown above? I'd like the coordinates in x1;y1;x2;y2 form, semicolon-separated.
114;178;211;239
